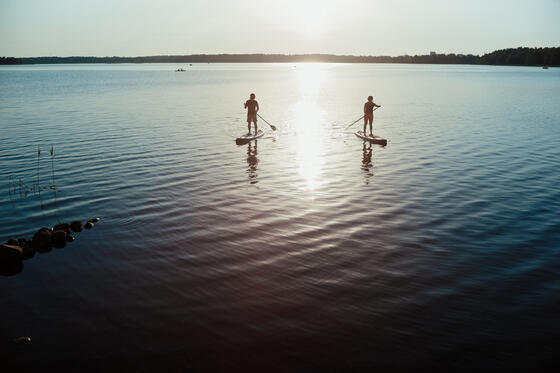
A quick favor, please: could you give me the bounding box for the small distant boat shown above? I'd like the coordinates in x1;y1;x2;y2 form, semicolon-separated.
542;66;549;69
175;68;186;72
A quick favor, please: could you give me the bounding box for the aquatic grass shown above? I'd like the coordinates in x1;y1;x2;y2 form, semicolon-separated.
50;145;60;222
37;145;42;207
50;145;56;189
8;145;59;212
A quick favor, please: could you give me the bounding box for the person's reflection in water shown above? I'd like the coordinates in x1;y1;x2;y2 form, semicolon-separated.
361;142;374;183
247;140;259;184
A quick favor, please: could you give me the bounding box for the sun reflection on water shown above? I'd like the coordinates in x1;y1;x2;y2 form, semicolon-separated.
297;63;327;96
293;64;328;198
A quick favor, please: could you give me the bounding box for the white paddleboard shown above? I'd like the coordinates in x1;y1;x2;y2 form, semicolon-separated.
355;131;387;145
236;129;264;142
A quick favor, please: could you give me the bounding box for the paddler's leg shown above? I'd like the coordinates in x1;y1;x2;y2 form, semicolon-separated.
247;116;251;135
368;116;373;136
363;116;367;135
254;116;258;134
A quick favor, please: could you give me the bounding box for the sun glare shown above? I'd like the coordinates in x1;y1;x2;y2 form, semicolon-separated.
293;64;328;197
291;1;328;35
297;63;326;94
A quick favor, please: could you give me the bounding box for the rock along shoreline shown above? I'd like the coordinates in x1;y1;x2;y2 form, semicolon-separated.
0;217;101;276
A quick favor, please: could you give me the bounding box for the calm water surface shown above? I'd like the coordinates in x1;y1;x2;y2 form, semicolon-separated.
1;63;559;372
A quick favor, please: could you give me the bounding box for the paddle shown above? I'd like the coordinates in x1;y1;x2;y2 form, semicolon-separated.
344;115;364;130
344;107;379;130
257;114;277;131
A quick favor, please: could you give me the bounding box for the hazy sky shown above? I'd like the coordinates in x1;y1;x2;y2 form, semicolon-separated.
1;0;559;57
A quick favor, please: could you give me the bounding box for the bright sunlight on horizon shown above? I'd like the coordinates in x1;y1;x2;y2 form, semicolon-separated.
1;0;559;57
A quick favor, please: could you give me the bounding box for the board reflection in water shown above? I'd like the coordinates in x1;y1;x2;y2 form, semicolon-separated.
246;140;259;184
361;142;373;183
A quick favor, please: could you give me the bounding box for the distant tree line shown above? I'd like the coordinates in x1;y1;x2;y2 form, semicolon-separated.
2;47;558;66
13;53;482;64
478;47;560;66
0;56;23;64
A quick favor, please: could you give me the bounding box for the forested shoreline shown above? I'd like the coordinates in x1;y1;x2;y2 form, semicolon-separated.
2;47;559;66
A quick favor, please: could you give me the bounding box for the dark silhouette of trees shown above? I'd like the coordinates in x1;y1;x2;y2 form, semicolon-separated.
1;47;557;66
478;47;559;66
12;53;481;64
0;56;23;64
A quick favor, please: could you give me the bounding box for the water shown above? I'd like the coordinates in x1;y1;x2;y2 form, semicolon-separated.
1;63;559;371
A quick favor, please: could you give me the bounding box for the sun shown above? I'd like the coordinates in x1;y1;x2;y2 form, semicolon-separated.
291;1;328;36
302;14;323;34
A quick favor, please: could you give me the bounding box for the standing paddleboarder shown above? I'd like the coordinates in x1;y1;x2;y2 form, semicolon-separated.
364;96;381;136
244;93;259;135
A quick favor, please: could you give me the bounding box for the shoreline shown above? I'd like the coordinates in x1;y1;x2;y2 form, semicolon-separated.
1;47;559;67
1;61;557;68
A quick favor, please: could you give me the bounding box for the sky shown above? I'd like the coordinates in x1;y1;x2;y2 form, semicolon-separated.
1;0;559;57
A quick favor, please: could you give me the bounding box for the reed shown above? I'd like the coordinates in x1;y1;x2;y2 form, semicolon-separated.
37;146;42;207
8;145;58;205
36;146;40;185
50;145;56;189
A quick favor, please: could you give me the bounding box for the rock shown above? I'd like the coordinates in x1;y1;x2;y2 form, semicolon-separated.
70;220;83;232
84;222;94;229
0;244;22;261
32;228;52;252
53;222;71;232
87;217;101;223
13;336;31;344
18;238;28;248
66;234;74;242
6;238;19;246
21;243;35;260
52;230;67;248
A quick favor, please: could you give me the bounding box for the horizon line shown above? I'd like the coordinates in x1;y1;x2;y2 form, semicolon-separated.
5;46;560;59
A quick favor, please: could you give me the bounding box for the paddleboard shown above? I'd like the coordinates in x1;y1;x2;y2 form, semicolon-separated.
236;129;264;142
355;131;387;145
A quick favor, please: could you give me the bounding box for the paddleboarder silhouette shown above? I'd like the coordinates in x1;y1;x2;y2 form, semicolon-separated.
244;93;259;135
364;96;381;136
